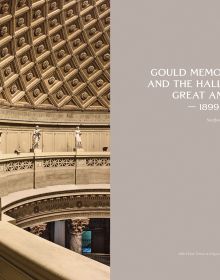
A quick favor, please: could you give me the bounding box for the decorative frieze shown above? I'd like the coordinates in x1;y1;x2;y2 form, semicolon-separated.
3;160;34;172
42;158;76;168
0;155;109;173
86;158;110;167
4;193;110;227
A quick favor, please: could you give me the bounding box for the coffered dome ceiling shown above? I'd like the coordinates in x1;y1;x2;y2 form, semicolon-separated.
0;0;110;111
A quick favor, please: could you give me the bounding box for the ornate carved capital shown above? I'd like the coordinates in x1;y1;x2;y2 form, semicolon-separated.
69;218;90;235
30;223;48;238
68;218;90;254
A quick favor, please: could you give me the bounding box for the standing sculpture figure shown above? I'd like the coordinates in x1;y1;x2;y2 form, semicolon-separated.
75;126;82;149
33;125;41;150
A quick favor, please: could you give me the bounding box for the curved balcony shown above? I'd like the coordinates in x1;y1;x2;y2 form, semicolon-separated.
0;152;110;196
0;152;110;278
1;184;110;228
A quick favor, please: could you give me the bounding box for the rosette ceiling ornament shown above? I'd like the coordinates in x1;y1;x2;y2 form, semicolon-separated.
0;0;110;111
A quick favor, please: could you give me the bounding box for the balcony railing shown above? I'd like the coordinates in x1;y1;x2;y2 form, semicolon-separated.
0;221;110;280
0;152;110;196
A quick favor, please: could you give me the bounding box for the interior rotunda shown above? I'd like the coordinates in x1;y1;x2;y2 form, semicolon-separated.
0;1;110;279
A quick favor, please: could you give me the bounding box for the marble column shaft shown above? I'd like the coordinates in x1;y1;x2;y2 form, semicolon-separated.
69;218;89;254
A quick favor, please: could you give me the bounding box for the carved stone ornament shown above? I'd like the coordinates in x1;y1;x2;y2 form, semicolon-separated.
58;49;65;58
72;78;79;87
42;60;49;69
73;38;81;47
64;64;71;73
0;26;8;36
85;14;92;22
87;65;95;74
79;52;87;60
10;84;18;94
17;18;25;27
50;18;58;27
96;79;104;87
105;17;110;24
37;44;45;53
69;24;77;33
50;2;57;10
1;3;9;13
81;92;88;100
4;191;110;228
89;28;96;35
33;88;40;97
67;9;74;17
82;1;89;8
21;55;29;65
26;72;33;81
1;47;8;57
30;223;48;238
34;27;42;36
69;218;89;235
34;9;41;19
4;66;11;77
100;3;108;11
103;53;110;61
95;40;103;48
56;90;64;99
48;77;56;85
53;34;61;42
18;0;26;7
18;37;25;47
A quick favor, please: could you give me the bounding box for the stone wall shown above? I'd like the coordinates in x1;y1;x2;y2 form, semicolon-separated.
0;126;110;153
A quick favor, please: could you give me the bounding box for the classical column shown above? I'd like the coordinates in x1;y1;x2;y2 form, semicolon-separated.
29;223;49;239
68;218;89;254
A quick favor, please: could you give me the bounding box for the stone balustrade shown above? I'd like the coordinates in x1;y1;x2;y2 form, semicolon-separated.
0;152;110;196
0;221;110;280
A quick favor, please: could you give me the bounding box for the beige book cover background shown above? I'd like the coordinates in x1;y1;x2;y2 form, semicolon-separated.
112;1;220;280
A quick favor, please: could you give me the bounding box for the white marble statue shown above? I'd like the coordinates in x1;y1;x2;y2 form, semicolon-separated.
75;126;82;149
33;125;41;150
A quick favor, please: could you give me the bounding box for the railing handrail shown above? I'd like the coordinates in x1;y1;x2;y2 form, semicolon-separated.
0;151;110;162
0;221;110;280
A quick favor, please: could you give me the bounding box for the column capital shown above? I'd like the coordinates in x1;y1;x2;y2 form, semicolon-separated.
69;218;90;235
30;223;48;237
68;218;89;254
